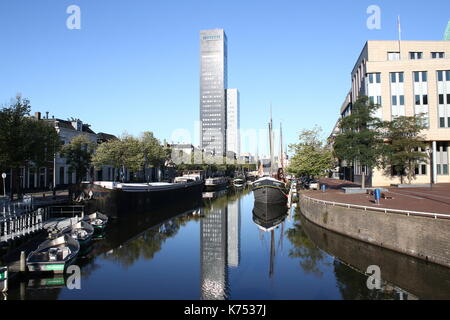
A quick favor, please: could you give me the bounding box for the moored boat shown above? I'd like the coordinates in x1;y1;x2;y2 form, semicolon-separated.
0;266;7;293
205;177;229;191
252;177;288;204
82;212;108;231
59;220;94;246
26;234;80;273
233;177;246;188
82;176;204;217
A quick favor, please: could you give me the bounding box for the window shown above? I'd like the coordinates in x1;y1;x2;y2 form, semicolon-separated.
432;52;445;59
368;73;381;84
399;95;405;105
438;71;444;81
388;52;400;61
392;96;397;105
415;95;421;105
410;52;423;60
390;72;404;83
414;72;420;82
376;96;382;104
423;95;428;105
391;73;397;83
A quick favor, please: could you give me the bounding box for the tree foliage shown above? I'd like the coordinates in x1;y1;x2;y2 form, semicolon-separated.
287;126;334;178
0;95;62;197
333;96;384;187
380;115;428;184
61;134;96;184
334;96;383;169
92;132;167;181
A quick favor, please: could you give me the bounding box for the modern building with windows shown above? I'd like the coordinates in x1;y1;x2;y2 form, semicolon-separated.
335;40;450;186
226;88;240;157
200;29;228;157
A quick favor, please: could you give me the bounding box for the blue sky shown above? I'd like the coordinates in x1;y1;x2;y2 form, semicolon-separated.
0;0;449;155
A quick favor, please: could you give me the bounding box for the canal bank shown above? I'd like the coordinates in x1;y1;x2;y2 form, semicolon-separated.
298;212;450;299
299;192;450;269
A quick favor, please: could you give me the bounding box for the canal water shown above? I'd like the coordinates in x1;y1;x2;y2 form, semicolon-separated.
5;187;450;300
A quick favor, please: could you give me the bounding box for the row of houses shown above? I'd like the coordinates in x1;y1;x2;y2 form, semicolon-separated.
1;112;132;194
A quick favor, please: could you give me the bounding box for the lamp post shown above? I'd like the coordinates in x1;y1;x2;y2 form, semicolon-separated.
1;173;6;197
427;148;433;191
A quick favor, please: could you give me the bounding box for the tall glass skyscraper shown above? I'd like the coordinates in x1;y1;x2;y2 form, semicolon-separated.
226;88;240;157
200;29;228;156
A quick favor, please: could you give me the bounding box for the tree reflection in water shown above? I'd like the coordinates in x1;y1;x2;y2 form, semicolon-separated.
285;210;331;277
102;214;195;268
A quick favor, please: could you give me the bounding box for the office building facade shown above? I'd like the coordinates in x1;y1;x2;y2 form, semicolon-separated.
226;88;240;157
200;29;228;156
335;40;450;186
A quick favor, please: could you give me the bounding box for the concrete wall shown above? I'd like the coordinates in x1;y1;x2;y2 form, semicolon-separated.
299;194;450;268
299;213;450;299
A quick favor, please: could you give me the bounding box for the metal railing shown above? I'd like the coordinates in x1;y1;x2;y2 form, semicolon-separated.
301;194;450;220
0;207;49;244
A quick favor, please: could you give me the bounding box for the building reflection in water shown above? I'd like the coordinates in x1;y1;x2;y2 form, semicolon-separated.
200;189;243;300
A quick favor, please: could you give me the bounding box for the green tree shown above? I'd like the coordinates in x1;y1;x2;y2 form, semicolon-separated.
287;126;334;178
141;132;166;167
333;96;383;189
380;116;428;184
60;134;96;185
0;95;61;198
92;134;144;181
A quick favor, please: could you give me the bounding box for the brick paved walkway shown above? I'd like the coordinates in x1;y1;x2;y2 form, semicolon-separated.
307;179;450;215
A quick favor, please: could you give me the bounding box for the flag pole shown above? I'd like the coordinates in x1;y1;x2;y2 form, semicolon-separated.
398;15;402;58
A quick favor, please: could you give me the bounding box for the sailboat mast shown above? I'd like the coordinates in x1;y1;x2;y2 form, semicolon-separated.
280;122;284;170
269;105;274;176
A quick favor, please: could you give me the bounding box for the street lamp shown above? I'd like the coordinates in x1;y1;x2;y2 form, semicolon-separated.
1;173;6;197
426;148;433;191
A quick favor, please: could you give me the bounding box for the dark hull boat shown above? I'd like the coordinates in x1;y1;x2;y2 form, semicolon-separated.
26;234;80;274
252;177;288;205
82;212;108;231
83;179;204;217
60;221;95;246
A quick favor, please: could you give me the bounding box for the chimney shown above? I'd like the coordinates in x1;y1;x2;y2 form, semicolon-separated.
35;112;41;120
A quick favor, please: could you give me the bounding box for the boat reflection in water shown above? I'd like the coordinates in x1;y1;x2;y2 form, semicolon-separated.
252;202;288;277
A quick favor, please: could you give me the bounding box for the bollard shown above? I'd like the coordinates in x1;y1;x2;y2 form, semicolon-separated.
374;189;381;205
20;251;26;273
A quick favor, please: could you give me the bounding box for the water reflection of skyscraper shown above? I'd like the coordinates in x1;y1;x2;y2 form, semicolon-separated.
200;196;228;300
227;199;241;268
252;202;288;278
200;192;242;300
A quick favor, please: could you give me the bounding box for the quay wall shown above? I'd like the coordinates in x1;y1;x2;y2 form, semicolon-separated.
298;214;450;299
299;193;450;269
